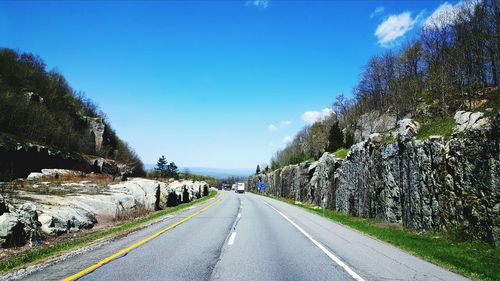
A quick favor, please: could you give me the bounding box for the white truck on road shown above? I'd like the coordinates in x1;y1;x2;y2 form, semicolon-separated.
236;182;245;193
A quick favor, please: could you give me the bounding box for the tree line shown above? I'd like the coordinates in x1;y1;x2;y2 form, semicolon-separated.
267;0;499;170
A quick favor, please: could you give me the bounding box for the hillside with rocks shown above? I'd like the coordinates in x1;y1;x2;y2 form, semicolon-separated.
0;48;144;181
249;110;499;245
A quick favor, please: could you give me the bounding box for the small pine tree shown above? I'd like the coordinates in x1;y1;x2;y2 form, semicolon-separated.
255;165;261;174
155;155;168;177
167;162;179;178
344;130;355;148
327;122;344;152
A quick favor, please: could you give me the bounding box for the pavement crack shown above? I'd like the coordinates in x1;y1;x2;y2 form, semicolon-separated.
206;195;242;281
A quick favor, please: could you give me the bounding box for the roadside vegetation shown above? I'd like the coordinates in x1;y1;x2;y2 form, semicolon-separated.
259;193;499;281
264;0;499;170
0;190;218;273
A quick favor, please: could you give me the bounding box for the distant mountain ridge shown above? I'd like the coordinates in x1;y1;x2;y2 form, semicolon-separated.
145;164;252;179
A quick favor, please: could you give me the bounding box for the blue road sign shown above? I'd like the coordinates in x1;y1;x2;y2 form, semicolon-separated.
258;182;265;190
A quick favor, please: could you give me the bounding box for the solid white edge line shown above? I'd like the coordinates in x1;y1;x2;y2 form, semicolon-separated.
265;202;365;281
228;232;237;245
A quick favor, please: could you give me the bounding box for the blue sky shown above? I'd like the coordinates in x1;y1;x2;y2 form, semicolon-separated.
1;0;453;169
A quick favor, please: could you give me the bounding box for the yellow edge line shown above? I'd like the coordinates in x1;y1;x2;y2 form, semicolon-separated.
62;192;224;281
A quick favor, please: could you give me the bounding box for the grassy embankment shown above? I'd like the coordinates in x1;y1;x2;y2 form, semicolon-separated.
258;193;499;281
0;190;218;273
416;116;456;140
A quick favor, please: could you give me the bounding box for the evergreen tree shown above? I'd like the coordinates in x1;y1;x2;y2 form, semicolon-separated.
344;130;355;148
167;162;179;178
327;122;344;152
155;155;168;177
255;165;261;174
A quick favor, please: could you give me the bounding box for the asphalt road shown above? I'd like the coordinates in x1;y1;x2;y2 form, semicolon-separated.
18;191;468;281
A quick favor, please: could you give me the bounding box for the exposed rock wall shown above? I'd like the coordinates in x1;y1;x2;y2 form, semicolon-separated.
250;111;499;244
353;110;398;143
79;116;105;154
0;178;211;248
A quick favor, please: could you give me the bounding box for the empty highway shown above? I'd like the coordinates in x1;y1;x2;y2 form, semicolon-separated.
20;191;467;281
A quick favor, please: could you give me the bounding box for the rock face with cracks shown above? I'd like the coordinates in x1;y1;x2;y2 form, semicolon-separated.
250;111;500;245
0;178;210;248
0;197;41;248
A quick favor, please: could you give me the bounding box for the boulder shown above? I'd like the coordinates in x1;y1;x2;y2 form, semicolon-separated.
0;213;25;247
88;158;133;178
27;169;79;180
453;111;490;134
38;206;96;235
24;91;44;104
368;133;383;143
394;119;420;142
13;203;41;242
0;202;41;248
109;178;161;210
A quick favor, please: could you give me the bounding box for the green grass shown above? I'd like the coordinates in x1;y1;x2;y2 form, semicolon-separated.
379;133;397;145
257;193;499;281
416;117;455;140
0;190;218;273
334;148;349;159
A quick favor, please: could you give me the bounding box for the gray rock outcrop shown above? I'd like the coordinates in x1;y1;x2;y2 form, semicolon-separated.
0;196;41;248
353;110;398;142
79;116;105;154
0;177;211;248
250;111;499;245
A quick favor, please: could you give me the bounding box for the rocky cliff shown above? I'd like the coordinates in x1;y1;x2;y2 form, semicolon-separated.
249;111;499;245
0;176;211;248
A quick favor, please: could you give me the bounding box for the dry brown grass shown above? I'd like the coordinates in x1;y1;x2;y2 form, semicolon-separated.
113;204;151;222
33;172;115;185
0;172;116;198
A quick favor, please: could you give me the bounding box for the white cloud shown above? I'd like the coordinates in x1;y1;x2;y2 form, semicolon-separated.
301;108;334;124
423;1;476;30
375;12;421;47
282;136;293;144
245;0;269;9
370;6;385;18
281;120;292;126
267;124;278;131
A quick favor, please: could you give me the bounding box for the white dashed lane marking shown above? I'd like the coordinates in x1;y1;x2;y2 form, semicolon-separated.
228;232;237;245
